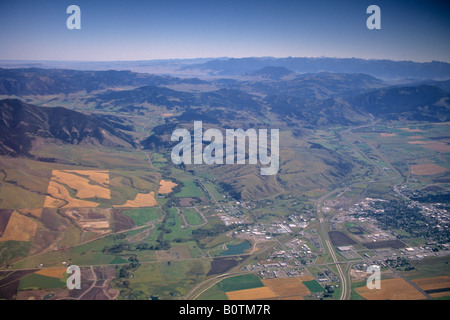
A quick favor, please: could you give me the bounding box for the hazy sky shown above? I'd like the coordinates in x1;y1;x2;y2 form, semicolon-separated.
0;0;449;62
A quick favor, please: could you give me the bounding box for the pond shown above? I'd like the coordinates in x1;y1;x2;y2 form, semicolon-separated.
220;240;251;256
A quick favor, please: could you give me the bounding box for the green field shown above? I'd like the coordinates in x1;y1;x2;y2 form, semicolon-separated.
18;273;65;290
303;279;324;293
197;273;264;300
175;180;204;198
122;207;163;226
183;209;204;226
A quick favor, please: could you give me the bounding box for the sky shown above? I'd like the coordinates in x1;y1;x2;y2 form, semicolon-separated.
0;0;449;62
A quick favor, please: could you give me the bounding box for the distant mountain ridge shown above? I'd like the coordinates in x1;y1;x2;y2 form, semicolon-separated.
183;57;450;79
351;85;450;121
0;67;207;96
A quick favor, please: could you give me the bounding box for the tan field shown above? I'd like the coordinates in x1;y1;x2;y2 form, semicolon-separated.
226;276;314;300
35;267;67;278
158;179;178;194
44;180;100;208
410;164;449;175
0;210;38;241
408;141;450;153
80;220;110;229
226;286;278;300
51;170;110;199
356;278;427;300
262;276;314;299
412;276;450;298
17;208;42;218
422;142;450;153
400;128;425;133
63;170;109;186
114;191;157;207
380;133;397;137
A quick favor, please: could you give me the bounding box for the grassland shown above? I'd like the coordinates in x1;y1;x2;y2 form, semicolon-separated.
182;209;205;226
121;207;162;226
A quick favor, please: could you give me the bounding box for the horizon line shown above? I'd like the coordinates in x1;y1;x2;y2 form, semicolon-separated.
0;56;449;64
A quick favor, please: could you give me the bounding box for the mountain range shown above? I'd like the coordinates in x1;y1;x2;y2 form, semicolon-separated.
182;57;450;79
0;99;135;157
0;66;449;160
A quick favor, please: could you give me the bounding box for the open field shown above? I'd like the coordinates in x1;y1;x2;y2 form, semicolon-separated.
410;164;449;175
182;209;205;226
380;133;397;137
225;276;315;300
226;286;277;300
0;209;13;237
35;267;67;279
113;191;157;207
262;276;315;300
412;276;450;298
400;128;425;133
51;170;110;199
0;210;38;241
121;207;162;226
355;278;427;300
44;180;100;208
158;179;178;194
155;244;193;261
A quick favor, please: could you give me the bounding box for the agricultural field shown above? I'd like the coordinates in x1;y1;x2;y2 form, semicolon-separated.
199;274;317;300
354;278;427;300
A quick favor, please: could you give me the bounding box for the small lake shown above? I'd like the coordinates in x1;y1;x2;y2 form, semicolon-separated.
220;240;251;256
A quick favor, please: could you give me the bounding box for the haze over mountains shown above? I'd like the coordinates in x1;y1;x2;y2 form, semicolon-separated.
0;57;449;164
2;56;450;80
184;57;450;80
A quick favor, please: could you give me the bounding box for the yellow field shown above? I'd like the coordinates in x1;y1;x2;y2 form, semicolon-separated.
400;128;425;133
410;164;449;176
44;180;99;208
35;267;67;278
408;141;450;153
356;278;427;300
226;287;277;300
262;276;313;300
51;170;110;199
17;208;42;218
412;276;450;298
380;133;397;137
0;210;38;241
158;179;178;194
114;191;157;207
422;142;450;153
226;276;314;300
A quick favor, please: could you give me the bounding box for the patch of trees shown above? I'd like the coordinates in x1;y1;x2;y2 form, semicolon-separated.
219;182;241;200
411;193;450;204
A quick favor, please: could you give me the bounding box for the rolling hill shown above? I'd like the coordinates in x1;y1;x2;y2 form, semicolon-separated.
0;99;135;157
